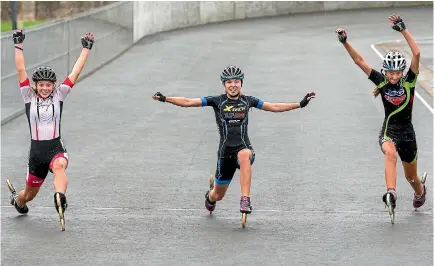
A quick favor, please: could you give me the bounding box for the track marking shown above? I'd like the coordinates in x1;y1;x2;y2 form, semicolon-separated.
370;43;434;114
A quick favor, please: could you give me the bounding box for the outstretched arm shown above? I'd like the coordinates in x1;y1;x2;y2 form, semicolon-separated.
261;102;301;112
13;30;28;83
335;28;372;76
389;14;420;73
260;92;315;112
68;33;94;84
152;92;203;107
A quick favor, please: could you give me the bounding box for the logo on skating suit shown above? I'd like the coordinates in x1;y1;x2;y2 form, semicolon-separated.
224;113;246;119
224;105;246;112
384;88;406;105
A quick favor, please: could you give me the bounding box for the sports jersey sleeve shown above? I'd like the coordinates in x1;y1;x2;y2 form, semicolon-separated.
200;95;220;108
404;68;418;87
368;69;386;86
55;77;74;101
246;96;264;109
19;78;34;103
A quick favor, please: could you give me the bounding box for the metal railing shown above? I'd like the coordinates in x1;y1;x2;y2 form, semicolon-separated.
1;1;134;124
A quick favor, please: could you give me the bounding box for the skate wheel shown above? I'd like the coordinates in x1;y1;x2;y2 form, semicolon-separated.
56;194;65;231
421;172;427;184
209;175;214;190
386;194;394;225
241;213;247;228
6;179;15;194
60;216;65;231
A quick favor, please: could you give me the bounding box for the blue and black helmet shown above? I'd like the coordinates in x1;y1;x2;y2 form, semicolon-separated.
220;65;244;83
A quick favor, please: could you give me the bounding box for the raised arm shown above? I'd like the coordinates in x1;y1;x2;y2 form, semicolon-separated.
389;14;420;73
152;92;203;107
335;28;372;76
260;92;315;112
68;33;94;84
13;30;28;83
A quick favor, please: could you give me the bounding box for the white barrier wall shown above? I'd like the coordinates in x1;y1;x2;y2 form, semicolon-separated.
133;1;431;42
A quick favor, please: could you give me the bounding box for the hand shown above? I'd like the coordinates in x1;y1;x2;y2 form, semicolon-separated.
335;28;347;44
299;92;315;108
389;14;406;32
153;92;166;102
81;32;94;50
13;29;25;44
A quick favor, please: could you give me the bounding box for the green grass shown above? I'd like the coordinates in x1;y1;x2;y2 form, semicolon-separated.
1;21;46;32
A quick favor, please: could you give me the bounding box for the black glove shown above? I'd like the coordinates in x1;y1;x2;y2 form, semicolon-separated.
390;15;406;32
154;92;166;102
335;28;347;44
13;29;25;44
81;32;94;50
300;92;315;108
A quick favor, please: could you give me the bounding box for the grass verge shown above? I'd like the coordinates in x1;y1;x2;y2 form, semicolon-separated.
1;20;46;32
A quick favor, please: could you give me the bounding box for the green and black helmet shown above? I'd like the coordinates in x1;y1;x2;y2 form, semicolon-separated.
220;65;244;83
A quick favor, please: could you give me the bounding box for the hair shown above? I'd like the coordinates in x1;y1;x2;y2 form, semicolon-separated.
373;87;381;98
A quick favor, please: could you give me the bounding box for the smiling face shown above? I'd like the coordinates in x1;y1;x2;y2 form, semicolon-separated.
384;70;403;85
36;80;55;98
223;79;242;98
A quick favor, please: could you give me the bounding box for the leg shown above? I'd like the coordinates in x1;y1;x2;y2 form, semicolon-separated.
398;140;427;208
379;138;398;219
209;157;237;201
12;184;41;214
204;157;237;212
208;183;230;202
16;185;42;206
237;148;255;197
237;148;255;214
10;160;49;214
50;153;69;194
401;160;424;196
381;140;398;191
49;153;69;213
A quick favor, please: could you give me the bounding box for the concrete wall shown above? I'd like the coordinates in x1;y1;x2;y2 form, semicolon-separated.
133;1;432;42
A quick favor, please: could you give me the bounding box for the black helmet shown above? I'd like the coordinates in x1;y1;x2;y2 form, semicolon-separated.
32;66;57;83
220;65;244;83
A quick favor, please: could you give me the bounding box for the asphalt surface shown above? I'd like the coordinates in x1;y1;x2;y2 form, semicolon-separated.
1;7;432;266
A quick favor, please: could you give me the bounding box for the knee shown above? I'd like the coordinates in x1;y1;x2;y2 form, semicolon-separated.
237;150;251;165
52;158;67;173
384;148;398;161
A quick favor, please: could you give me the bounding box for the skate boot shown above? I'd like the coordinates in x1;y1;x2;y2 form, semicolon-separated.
6;179;28;214
240;196;252;228
413;172;427;210
382;189;397;224
54;192;68;231
10;194;29;214
240;196;252;214
204;175;216;214
205;191;216;214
